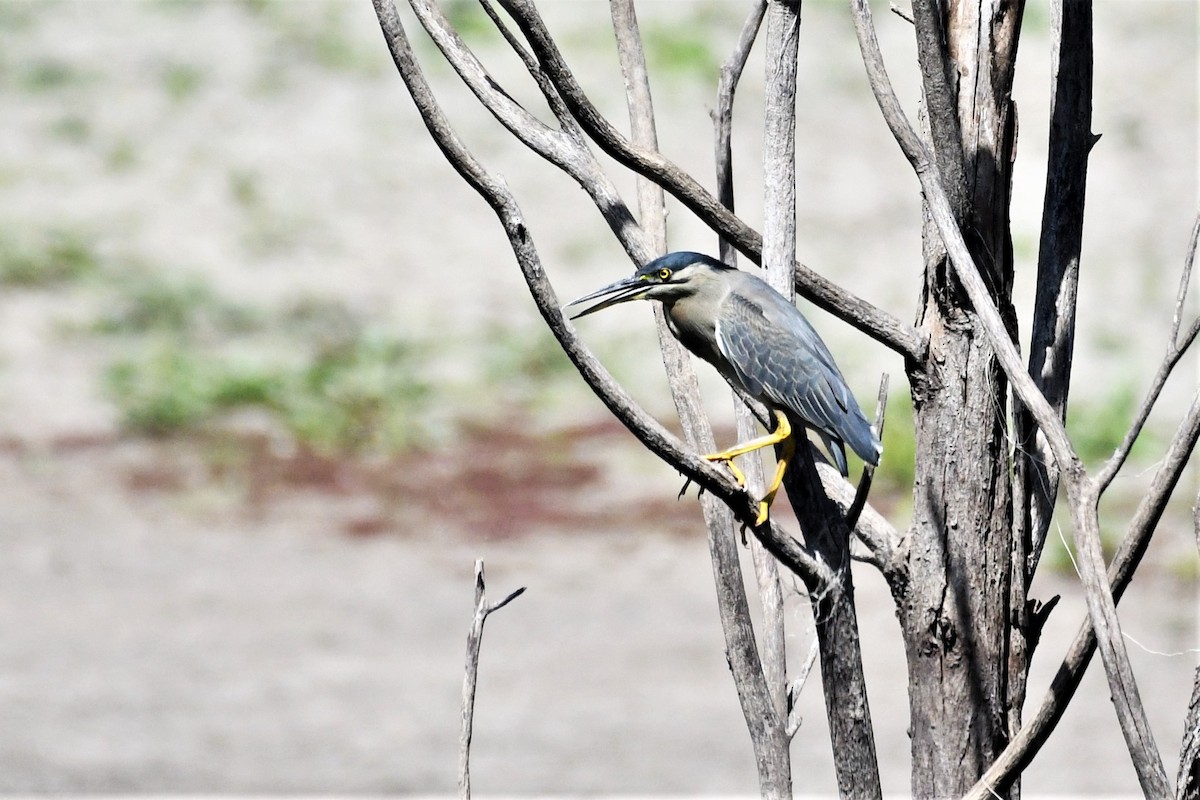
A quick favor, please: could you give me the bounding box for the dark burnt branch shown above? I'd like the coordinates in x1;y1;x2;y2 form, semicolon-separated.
1023;0;1094;575
845;374;889;534
848;0;1170;793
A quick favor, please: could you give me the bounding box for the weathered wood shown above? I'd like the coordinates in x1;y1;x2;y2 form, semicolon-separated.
1010;3;1093;788
902;1;1023;796
611;1;791;794
783;446;882;799
1179;668;1200;800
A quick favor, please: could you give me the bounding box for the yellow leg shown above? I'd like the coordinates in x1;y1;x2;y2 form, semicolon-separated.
704;411;793;523
704;410;792;463
755;431;797;524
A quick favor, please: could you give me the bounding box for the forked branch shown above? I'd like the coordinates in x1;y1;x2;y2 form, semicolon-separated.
372;0;834;592
491;0;924;361
459;561;525;799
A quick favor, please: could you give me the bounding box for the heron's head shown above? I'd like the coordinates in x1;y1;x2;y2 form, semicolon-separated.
565;251;731;319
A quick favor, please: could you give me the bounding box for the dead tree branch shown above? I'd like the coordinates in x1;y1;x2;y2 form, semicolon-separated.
1097;212;1200;493
492;0;924;361
611;2;791;793
1179;496;1200;800
459;560;526;799
373;0;839;597
1021;0;1094;578
966;384;1200;799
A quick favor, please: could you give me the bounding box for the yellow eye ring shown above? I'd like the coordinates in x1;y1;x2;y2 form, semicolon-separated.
658;268;671;280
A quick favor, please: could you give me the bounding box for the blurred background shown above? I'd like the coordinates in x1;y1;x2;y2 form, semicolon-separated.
0;0;1196;794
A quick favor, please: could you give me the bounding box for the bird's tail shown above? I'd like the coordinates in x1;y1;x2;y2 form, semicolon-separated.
842;419;883;470
818;431;849;476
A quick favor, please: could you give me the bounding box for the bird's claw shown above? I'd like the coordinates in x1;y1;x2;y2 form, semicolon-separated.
677;476;692;500
755;500;770;526
705;454;774;527
704;453;747;489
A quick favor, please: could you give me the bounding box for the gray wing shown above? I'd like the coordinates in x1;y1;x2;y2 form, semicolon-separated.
714;286;879;468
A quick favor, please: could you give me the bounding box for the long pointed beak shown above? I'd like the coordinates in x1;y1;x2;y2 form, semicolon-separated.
563;275;647;320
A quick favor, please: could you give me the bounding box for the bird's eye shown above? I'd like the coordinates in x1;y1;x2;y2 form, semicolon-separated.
658;268;671;280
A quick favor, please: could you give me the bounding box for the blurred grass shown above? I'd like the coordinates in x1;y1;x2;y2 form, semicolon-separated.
98;274;432;456
1066;382;1156;467
161;62;205;103
0;226;101;287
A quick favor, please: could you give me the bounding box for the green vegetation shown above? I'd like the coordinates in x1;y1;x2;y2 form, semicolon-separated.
274;331;430;454
442;0;501;41
481;323;576;406
49;114;90;144
18;59;81;92
162;62;206;103
105;341;276;434
98;276;430;456
1066;384;1155;466
642;25;719;80
227;167;309;256
0;226;101;287
874;388;915;499
105;329;428;454
106;137;139;172
91;271;260;337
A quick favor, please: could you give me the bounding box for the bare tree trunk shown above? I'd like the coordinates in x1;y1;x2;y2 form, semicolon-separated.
903;0;1022;796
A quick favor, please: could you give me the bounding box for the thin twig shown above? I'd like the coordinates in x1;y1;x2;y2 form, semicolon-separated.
1097;211;1200;492
846;373;889;532
889;3;914;24
459;560;526;799
785;638;821;738
713;0;768;267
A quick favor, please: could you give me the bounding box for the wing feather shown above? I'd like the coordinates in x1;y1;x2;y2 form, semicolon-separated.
714;280;879;469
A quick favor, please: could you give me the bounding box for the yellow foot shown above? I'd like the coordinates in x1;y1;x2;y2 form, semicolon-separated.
704;453;747;488
755;499;770;526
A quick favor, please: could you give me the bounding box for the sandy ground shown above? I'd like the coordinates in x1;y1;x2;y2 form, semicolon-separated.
0;0;1198;795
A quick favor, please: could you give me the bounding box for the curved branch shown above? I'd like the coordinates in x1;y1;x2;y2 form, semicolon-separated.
406;0;652;263
372;0;834;590
492;0;923;361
